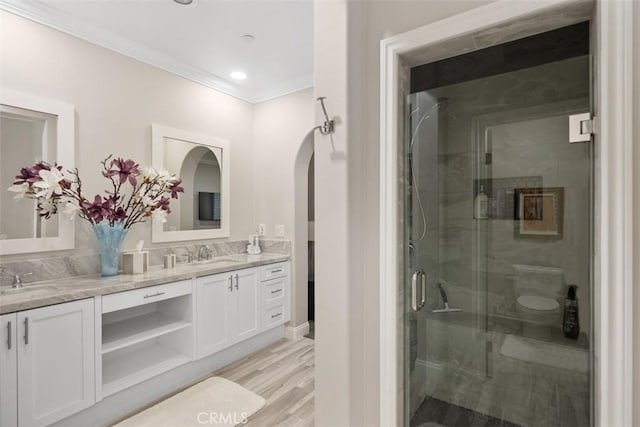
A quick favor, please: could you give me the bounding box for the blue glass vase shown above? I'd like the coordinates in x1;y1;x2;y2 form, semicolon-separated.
92;221;128;277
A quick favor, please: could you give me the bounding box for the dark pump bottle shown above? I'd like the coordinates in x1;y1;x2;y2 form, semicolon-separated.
563;285;580;339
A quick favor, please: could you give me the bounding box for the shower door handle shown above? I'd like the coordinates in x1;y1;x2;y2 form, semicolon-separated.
411;269;426;312
419;272;426;310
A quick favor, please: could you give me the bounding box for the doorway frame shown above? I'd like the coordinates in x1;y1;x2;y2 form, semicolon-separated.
379;0;636;426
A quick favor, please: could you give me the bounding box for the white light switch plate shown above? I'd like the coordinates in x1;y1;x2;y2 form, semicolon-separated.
275;224;285;237
258;224;266;236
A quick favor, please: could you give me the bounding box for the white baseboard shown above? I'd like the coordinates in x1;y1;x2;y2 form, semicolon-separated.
285;322;310;340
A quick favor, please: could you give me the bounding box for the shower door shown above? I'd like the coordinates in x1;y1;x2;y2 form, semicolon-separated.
403;25;592;427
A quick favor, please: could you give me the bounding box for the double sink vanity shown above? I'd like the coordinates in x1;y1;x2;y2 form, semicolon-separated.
0;87;293;427
0;254;291;427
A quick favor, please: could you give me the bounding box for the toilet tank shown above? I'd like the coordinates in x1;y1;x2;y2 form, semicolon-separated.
513;264;564;298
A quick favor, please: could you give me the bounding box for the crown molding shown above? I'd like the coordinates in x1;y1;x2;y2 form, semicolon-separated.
0;0;312;104
252;73;314;104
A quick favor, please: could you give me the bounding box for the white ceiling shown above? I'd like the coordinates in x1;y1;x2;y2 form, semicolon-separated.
1;0;314;103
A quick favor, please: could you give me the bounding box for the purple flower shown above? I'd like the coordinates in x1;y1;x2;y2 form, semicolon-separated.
14;161;52;185
81;195;114;223
157;196;171;213
103;158;140;186
168;179;184;199
109;206;128;222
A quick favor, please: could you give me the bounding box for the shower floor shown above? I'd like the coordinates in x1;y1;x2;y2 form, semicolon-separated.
410;396;520;427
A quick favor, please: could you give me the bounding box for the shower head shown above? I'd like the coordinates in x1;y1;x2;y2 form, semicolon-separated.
436;97;449;111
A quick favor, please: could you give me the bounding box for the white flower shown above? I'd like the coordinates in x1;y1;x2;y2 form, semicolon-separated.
152;208;168;223
142;166;172;182
61;199;80;220
38;198;57;217
33;168;64;199
140;195;156;208
7;182;29;199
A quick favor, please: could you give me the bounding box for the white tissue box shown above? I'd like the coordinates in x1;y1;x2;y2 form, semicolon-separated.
122;251;149;275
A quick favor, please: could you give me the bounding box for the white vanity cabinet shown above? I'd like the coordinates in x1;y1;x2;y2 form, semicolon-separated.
100;280;194;397
233;268;260;342
258;262;290;329
196;262;290;360
0;313;18;427
0;299;95;427
196;268;259;358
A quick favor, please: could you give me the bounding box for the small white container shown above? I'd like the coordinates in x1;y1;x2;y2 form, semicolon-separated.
163;254;177;269
122;251;149;275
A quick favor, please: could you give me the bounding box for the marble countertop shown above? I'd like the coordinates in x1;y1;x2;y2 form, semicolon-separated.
0;253;289;314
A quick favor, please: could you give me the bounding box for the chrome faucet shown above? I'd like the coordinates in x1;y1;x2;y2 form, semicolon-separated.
179;247;194;264
197;245;212;261
12;272;33;289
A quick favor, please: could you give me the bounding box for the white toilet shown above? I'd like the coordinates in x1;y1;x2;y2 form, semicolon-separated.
513;264;563;338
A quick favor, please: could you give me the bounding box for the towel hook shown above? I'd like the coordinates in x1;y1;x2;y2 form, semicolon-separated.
314;97;335;135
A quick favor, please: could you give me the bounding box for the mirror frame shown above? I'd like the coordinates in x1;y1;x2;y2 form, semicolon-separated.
0;90;75;255
151;124;230;242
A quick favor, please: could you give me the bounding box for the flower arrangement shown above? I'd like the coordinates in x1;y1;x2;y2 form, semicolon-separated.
8;155;184;228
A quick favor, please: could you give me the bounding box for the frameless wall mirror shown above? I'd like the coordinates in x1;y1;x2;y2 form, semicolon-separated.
151;124;230;243
0;90;75;255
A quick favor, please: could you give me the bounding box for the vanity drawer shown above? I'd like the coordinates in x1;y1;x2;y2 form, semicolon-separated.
262;304;287;329
102;280;192;313
261;277;286;306
260;262;289;281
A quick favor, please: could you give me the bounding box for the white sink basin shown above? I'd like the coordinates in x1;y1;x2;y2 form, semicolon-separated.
0;286;55;297
189;258;236;266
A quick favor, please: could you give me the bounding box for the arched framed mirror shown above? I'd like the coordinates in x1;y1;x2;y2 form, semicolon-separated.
151;124;230;242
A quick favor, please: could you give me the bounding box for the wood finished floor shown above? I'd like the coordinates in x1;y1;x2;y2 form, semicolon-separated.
214;338;315;427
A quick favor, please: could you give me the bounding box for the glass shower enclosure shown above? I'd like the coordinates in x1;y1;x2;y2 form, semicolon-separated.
403;23;592;427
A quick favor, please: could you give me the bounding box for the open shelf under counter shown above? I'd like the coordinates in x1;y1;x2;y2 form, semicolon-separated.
102;311;191;354
102;339;191;397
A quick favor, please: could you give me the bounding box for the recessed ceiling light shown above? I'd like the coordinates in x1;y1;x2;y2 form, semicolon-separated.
174;0;193;5
242;34;255;42
230;71;247;81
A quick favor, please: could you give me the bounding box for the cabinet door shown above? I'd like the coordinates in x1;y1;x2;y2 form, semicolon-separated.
0;313;17;427
233;268;259;342
196;274;232;358
17;299;95;427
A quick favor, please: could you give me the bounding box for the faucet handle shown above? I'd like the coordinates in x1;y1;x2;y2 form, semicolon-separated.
13;272;33;287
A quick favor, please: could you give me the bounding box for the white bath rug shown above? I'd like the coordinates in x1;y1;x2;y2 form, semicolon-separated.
115;377;266;427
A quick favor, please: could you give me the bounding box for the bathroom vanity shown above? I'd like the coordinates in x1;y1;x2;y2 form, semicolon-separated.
0;255;290;427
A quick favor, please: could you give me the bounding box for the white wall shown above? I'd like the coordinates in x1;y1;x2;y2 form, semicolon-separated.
313;1;494;426
0;10;255;259
633;2;640;424
252;88;315;327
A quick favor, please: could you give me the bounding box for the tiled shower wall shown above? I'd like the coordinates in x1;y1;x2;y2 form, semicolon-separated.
412;54;591;371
